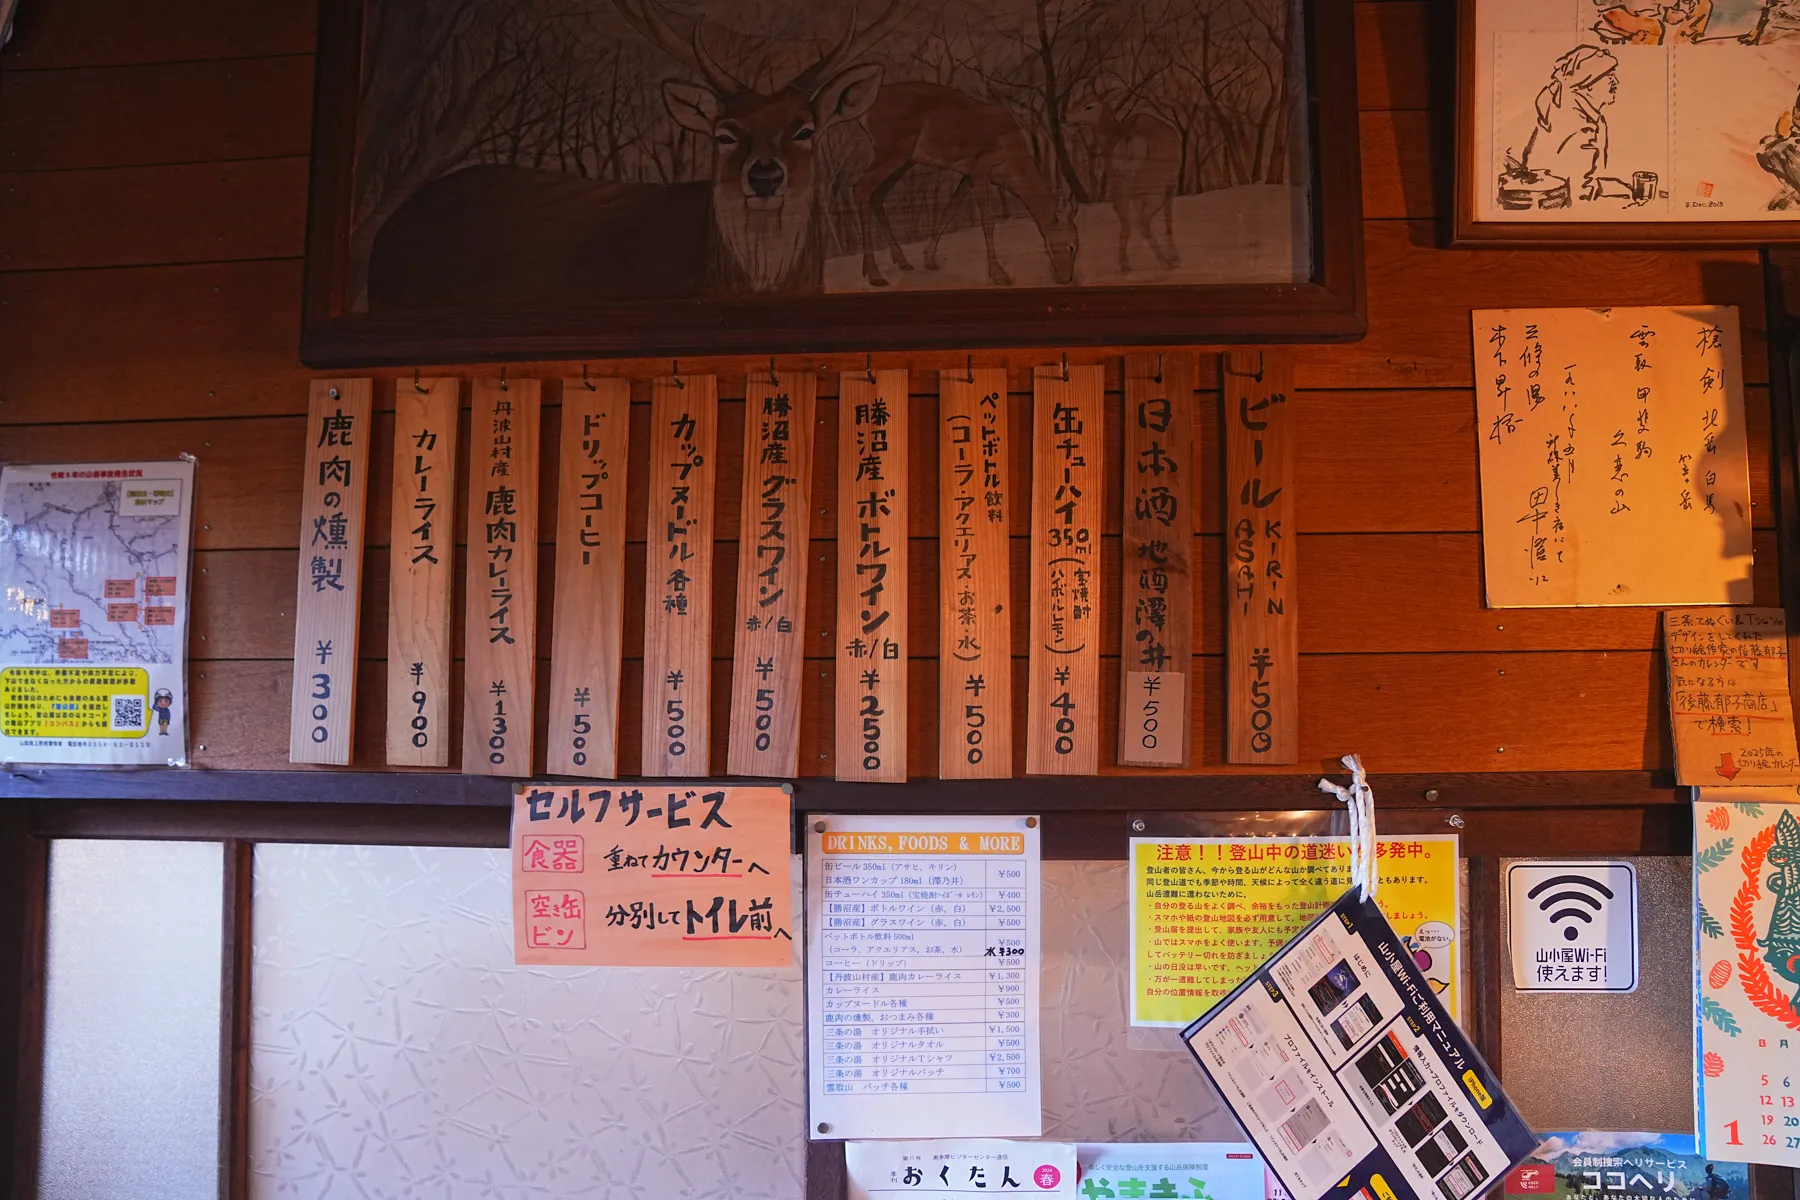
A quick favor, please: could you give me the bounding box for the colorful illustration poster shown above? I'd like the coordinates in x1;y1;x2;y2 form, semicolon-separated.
1694;791;1800;1167
846;1140;1075;1199
1502;1132;1749;1200
1184;888;1538;1200
1132;836;1461;1027
510;783;793;967
1077;1143;1268;1200
0;460;196;766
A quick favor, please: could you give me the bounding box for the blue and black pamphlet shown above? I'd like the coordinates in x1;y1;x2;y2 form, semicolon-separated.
1184;887;1538;1200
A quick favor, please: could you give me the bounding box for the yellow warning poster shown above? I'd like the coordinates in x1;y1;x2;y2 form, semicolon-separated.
1130;835;1460;1027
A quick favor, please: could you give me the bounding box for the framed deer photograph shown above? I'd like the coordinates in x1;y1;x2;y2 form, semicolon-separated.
300;0;1365;365
1455;0;1800;245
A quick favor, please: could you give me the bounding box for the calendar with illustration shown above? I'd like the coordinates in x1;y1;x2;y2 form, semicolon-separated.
1694;792;1800;1167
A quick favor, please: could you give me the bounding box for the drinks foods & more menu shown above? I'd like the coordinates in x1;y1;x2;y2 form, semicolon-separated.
808;814;1042;1139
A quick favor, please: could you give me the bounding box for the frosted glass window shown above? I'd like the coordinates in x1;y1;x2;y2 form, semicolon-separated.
248;844;805;1199
38;839;224;1200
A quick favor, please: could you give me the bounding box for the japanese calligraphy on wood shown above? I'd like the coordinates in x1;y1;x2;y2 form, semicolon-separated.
548;376;631;778
1119;352;1195;769
462;377;541;776
512;782;794;967
290;378;373;764
385;377;458;767
728;371;816;778
1664;608;1800;785
938;367;1013;779
1473;306;1755;607
1027;364;1103;775
641;375;718;776
837;368;909;783
1224;351;1297;765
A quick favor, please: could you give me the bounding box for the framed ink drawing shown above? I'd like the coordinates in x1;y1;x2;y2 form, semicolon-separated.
300;0;1365;365
1457;0;1800;245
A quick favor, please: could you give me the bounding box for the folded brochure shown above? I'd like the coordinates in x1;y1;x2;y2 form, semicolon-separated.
1183;886;1537;1200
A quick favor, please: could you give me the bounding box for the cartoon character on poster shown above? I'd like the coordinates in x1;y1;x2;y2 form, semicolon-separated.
1695;796;1800;1167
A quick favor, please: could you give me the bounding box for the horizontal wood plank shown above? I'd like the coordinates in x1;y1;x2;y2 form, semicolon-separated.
0;56;313;171
182;648;1674;776
4;380;1768;550
0;259;306;424
0;0;316;69
0;158;308;269
1297;223;1769;389
189;527;1782;666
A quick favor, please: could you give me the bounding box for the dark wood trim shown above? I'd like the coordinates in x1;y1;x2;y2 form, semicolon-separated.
1465;854;1503;1075
2;804;46;1200
0;767;1683;809
300;0;361;335
1764;250;1800;707
1752;1166;1798;1200
1453;0;1800;247
26;797;1691;861
219;840;253;1200
806;1139;846;1200
297;0;1365;366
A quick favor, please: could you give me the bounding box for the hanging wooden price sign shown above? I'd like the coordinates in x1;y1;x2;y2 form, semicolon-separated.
836;367;909;783
641;374;717;776
1119;352;1195;768
1027;363;1103;775
290;378;372;764
547;376;631;777
1224;351;1298;764
462;377;541;776
729;370;816;777
938;366;1013;779
386;376;458;767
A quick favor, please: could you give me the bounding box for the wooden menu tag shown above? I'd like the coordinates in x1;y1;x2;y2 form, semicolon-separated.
837;367;909;782
462;377;541;776
939;367;1013;779
547;376;631;777
1027;363;1103;775
386;376;459;766
728;370;817;777
1665;607;1800;785
1119;352;1195;768
290;377;373;764
640;374;717;776
1224;351;1297;764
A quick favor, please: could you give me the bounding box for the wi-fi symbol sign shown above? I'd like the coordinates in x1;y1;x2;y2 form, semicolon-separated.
1525;873;1615;941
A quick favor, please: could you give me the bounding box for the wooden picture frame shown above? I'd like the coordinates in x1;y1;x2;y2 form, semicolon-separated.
1454;0;1800;247
299;0;1365;367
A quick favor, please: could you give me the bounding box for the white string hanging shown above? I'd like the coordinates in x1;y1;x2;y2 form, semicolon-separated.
1316;753;1378;900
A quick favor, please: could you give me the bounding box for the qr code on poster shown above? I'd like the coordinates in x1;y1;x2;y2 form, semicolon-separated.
111;694;146;732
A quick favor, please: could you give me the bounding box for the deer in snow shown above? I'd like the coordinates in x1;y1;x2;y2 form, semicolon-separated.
1063;82;1182;273
854;82;1079;288
367;0;909;307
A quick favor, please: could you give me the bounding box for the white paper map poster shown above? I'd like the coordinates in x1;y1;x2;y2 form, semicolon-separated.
0;460;196;765
1694;790;1800;1167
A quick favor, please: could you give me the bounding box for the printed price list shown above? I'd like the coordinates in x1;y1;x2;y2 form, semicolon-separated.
809;817;1042;1139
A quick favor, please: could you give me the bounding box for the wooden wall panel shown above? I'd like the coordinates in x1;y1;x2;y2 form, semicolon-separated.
0;0;316;67
0;159;309;270
183;527;1783;668
0;56;315;169
0;0;1781;790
